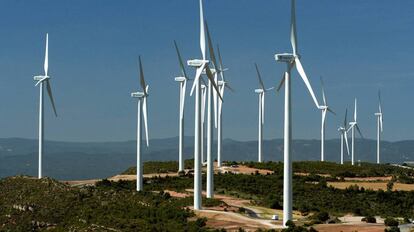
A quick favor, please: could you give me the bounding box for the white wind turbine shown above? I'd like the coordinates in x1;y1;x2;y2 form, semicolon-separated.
216;44;232;168
338;109;350;165
348;98;363;166
204;22;230;198
173;41;189;172
274;0;321;226
254;63;274;163
319;77;335;162
131;56;149;192
33;33;57;179
187;0;222;209
375;91;383;164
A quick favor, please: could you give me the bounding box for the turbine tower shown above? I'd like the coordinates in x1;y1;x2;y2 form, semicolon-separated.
33;33;57;179
274;0;321;226
173;41;189;172
201;84;207;164
338;109;350;165
131;56;149;192
216;44;232;168
187;0;222;209
375;91;383;164
254;63;273;163
348;99;363;166
319;77;335;162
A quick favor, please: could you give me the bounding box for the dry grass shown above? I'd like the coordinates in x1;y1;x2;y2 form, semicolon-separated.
328;181;414;191
314;224;385;232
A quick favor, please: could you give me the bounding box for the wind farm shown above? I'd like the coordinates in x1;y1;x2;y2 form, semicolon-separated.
1;0;414;231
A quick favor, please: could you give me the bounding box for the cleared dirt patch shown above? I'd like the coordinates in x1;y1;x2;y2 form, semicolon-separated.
195;210;281;231
314;223;385;232
220;165;273;175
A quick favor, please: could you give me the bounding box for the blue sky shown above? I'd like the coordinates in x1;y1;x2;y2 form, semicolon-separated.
0;0;412;142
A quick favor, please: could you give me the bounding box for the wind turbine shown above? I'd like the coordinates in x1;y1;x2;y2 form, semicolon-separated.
274;0;321;226
319;77;335;162
348;98;363;166
187;0;222;209
254;63;273;163
338;109;350;165
216;44;232;168
131;56;149;192
375;91;383;164
33;33;57;179
173;41;190;172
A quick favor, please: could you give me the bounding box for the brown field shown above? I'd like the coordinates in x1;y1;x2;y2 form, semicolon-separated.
343;176;392;181
314;224;386;232
328;181;414;191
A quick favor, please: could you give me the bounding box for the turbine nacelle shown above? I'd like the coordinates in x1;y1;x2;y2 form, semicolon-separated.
34;75;50;82
319;105;328;110
202;68;216;75
187;59;209;68
375;113;382;116
255;89;264;94
131;92;146;98
174;76;186;82
275;53;298;63
217;80;225;86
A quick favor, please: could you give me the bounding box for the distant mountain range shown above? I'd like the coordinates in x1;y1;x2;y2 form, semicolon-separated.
1;137;414;180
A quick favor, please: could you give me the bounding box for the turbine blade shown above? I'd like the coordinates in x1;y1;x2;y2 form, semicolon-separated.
254;63;266;90
205;21;218;69
320;76;327;106
322;109;327;127
46;80;57;117
290;0;298;55
295;58;319;108
138;56;147;95
199;0;206;60
225;83;235;92
344;131;350;156
206;66;223;102
217;83;224;120
143;97;149;146
356;124;363;138
344;108;348;128
217;44;225;81
44;33;49;77
327;107;336;115
179;81;187;120
380;115;383;132
277;72;286;92
378;90;382;114
173;40;188;79
190;63;205;96
354;98;357;121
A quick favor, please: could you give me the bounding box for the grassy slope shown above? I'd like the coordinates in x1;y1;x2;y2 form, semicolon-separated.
0;176;206;231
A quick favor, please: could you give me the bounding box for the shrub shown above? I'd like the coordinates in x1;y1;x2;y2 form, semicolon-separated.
362;215;376;223
313;211;329;222
384;217;399;227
